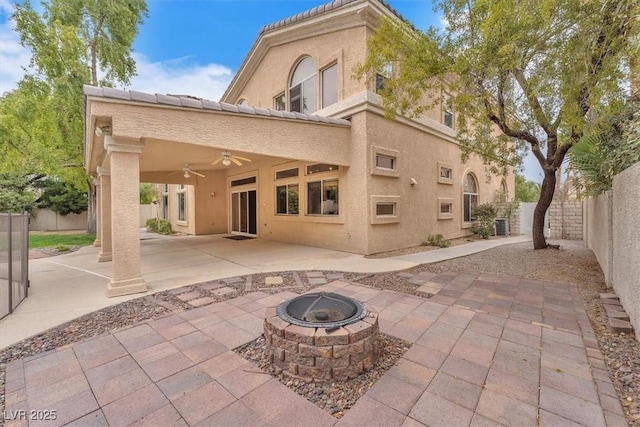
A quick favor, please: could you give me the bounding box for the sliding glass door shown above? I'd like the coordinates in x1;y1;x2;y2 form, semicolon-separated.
230;189;257;236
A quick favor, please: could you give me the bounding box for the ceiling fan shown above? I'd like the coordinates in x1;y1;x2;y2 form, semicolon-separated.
169;164;205;179
211;151;251;166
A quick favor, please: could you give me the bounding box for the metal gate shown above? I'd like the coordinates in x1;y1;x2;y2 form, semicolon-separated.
519;202;550;237
0;212;30;319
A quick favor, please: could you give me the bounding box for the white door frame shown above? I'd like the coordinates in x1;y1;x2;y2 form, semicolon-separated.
230;188;257;237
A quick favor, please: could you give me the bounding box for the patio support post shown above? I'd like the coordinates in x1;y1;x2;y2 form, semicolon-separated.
97;167;112;262
105;136;147;297
93;177;101;247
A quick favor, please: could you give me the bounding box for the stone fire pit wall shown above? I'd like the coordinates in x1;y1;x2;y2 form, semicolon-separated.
264;307;379;382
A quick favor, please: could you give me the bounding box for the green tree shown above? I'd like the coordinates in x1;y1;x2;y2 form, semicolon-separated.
139;183;156;204
356;0;639;249
0;174;39;213
1;0;148;231
515;174;541;203
568;96;640;196
34;179;88;215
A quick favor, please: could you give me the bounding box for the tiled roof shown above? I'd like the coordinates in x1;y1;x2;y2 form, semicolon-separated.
83;85;351;126
259;0;409;35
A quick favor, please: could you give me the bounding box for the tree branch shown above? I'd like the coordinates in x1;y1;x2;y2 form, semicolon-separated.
512;68;554;135
90;13;106;85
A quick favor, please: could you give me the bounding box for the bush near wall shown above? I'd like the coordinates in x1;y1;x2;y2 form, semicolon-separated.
145;218;173;235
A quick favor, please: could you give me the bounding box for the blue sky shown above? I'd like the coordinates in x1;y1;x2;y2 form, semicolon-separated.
0;0;542;182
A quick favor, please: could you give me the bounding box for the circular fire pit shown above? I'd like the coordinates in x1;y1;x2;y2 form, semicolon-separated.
276;292;367;328
264;292;379;382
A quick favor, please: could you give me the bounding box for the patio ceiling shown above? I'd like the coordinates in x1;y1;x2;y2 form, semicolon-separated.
84;86;352;179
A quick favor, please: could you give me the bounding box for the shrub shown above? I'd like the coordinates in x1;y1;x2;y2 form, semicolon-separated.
34;179;88;215
157;219;173;235
55;245;70;252
422;234;450;248
470;203;498;239
145;217;158;232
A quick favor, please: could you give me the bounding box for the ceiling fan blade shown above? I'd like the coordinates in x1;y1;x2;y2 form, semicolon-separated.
231;157;242;166
211;157;223;165
192;171;206;178
233;155;251;162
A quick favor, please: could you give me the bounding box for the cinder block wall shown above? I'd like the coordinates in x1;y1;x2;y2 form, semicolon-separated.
29;208;87;231
611;163;640;339
584;161;640;341
583;192;613;284
548;201;583;240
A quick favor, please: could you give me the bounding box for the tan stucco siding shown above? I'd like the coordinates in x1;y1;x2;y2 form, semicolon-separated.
88;102;351;172
226;151;368;253
230;26;368;110
363;111;510;254
193;171;228;235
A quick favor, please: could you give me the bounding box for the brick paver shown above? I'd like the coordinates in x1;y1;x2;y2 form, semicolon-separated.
3;272;626;426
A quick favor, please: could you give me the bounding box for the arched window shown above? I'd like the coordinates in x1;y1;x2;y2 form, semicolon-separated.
500;179;508;202
290;57;317;114
463;173;478;222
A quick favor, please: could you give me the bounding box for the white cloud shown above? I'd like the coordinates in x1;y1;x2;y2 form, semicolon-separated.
0;2;234;101
0;0;32;95
127;53;234;101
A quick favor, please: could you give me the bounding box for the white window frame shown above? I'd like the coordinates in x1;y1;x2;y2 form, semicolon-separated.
289;57;317;114
275;183;299;215
321;62;338;109
275;167;299;180
161;184;169;220
370;195;400;224
438;198;454;220
438;162;454;184
176;184;187;225
306;179;339;216
274;93;285;111
443;93;454;129
463;173;479;224
376;154;396;170
371;146;400;178
376;63;393;94
306;163;339;175
375;202;396;217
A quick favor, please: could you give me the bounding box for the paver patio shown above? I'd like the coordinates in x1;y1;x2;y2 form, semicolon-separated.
3;272;627;426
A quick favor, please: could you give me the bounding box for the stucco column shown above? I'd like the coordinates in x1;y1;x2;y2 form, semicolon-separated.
106;136;146;297
93;178;102;247
97;167;112;262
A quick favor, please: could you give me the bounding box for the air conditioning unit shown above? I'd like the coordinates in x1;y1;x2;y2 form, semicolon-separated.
495;219;509;236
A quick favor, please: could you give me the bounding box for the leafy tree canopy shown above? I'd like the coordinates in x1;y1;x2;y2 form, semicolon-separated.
0;0;148;188
515;174;541;203
34;178;88;215
0;174;39;213
568;96;640;196
356;0;639;248
139;183;157;204
1;0;147;231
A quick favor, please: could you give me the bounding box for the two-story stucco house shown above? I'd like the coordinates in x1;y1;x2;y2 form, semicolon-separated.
84;0;514;297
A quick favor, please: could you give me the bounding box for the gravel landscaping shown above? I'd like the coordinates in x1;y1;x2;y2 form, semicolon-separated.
235;333;411;418
1;239;638;425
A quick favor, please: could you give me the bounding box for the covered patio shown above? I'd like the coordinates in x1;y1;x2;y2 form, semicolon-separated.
84;86;351;297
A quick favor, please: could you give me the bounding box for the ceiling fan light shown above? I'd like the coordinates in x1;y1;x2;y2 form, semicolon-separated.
183;170;191;178
222;158;231;166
